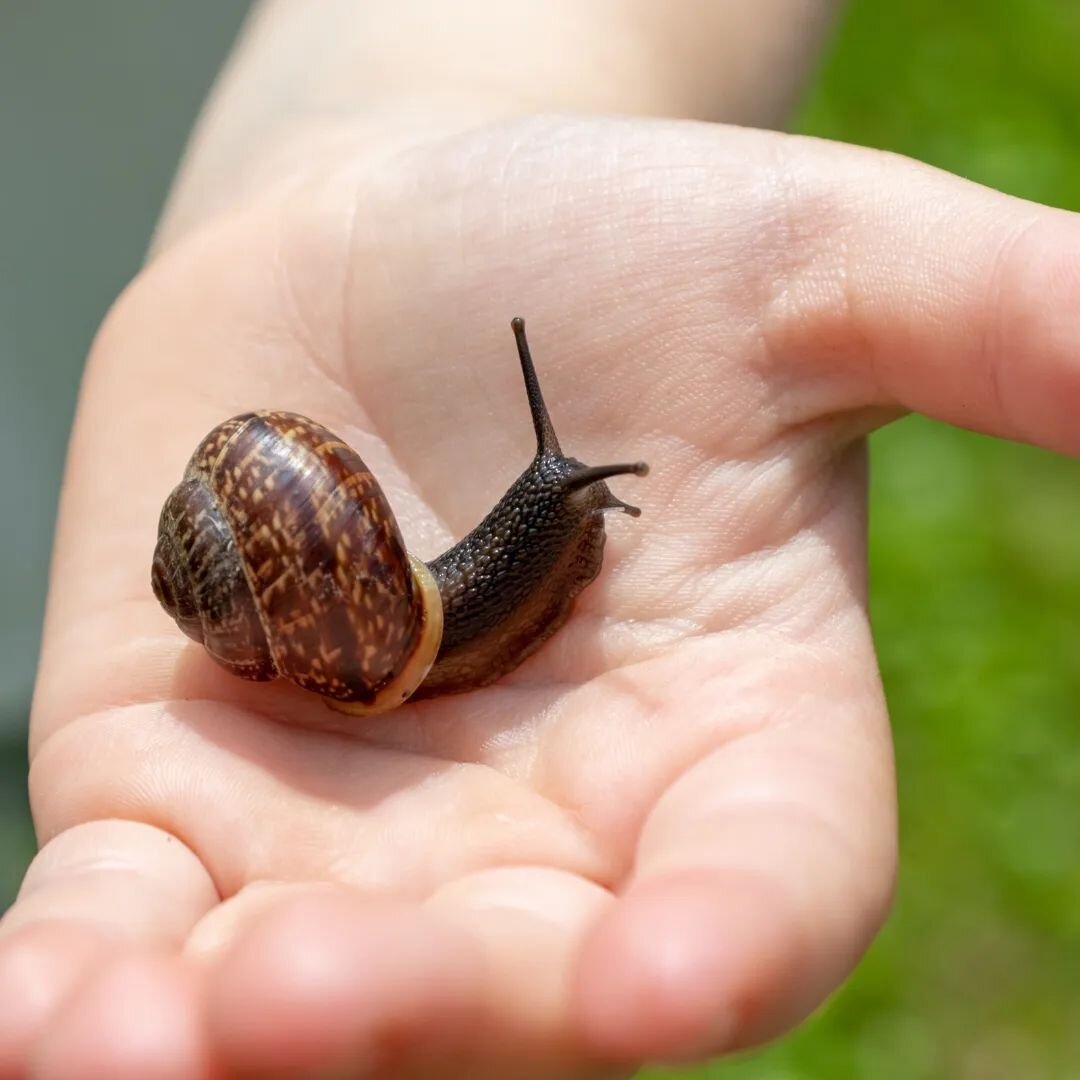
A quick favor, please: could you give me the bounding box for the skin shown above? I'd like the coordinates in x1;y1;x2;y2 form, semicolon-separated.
5;1;1080;1076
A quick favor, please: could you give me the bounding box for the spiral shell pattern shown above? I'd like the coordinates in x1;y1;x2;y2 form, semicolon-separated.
151;412;434;708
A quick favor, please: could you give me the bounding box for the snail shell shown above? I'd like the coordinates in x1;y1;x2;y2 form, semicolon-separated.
151;412;442;714
152;318;646;715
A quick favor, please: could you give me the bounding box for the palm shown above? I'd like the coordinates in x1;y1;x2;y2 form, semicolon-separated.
15;113;1065;1077
113;122;876;908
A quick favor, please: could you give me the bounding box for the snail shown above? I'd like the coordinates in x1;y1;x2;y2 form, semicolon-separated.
151;318;647;715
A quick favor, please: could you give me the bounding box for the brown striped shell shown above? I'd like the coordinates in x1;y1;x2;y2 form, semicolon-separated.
151;412;442;714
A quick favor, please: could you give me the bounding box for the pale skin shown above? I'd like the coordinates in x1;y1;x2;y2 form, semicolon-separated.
3;2;1078;1077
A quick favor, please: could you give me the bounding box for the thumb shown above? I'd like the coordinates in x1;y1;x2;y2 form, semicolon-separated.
769;135;1080;455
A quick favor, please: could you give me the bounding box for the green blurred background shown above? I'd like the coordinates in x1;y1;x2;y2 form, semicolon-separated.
2;3;1078;1078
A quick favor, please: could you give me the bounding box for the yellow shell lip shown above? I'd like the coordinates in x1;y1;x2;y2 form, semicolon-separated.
325;554;444;717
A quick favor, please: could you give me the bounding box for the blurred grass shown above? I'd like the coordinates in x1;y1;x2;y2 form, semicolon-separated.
1;1;1078;1077
647;1;1080;1078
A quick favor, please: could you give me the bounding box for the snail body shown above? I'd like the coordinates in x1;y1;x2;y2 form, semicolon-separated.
152;318;647;714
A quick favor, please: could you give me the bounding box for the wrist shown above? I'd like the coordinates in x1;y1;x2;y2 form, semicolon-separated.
155;0;841;248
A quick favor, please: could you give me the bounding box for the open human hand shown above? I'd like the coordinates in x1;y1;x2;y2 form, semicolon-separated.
5;18;1080;1080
